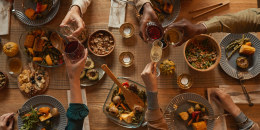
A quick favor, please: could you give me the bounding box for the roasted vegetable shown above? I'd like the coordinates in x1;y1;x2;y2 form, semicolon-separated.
120;112;135;123
236;56;249;69
163;3;173;14
84;58;94;69
24;35;35;48
33;57;43;62
45;54;53;66
192;121;207;130
86;69;99;81
80;70;86;79
179;112;189;121
25;8;36;20
39;113;52;122
239;45;255;55
38;107;50;114
159;59;175;75
50;108;60;117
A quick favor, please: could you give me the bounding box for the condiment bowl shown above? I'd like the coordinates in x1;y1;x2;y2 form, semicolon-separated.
88;30;115;57
183;34;221;72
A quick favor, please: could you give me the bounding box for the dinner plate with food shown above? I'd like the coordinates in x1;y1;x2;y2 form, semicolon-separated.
164;93;214;130
20;28;64;68
150;0;181;27
18;95;67;130
13;0;60;26
103;77;147;128
80;54;106;87
18;63;49;97
220;33;260;79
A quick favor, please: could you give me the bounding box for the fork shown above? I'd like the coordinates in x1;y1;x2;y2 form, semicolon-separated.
202;113;230;120
237;71;254;106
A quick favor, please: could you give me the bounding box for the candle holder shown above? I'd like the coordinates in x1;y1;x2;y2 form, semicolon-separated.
119;52;134;67
119;23;135;38
177;73;193;89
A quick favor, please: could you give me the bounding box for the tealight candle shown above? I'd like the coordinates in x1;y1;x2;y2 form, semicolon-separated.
120;23;135;38
177;74;193;89
119;52;134;67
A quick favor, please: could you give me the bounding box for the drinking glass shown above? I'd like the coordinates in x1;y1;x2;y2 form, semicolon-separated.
164;27;183;47
146;22;163;42
64;37;85;64
59;21;88;43
150;40;163;77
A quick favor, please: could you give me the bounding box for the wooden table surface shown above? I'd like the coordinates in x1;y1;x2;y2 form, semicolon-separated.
0;0;259;130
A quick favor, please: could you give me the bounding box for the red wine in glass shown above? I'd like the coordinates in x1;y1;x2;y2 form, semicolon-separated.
146;22;163;41
65;40;85;64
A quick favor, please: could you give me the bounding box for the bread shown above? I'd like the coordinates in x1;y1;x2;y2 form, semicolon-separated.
179;112;189;121
192;121;207;130
239;45;255;55
24;34;35;48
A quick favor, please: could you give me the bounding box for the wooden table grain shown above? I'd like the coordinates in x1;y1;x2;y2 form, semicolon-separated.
0;0;259;130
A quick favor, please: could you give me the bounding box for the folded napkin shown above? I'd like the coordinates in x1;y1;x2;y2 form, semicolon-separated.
0;1;11;35
219;85;260;104
108;0;126;28
207;88;227;130
67;89;90;130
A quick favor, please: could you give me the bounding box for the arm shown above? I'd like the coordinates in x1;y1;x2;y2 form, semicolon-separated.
72;0;92;15
203;8;260;33
210;89;259;130
64;49;89;130
141;62;168;130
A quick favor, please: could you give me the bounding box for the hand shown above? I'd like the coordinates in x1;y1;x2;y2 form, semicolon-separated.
210;88;241;117
139;3;159;42
64;49;88;82
0;113;14;130
60;6;85;38
141;62;158;92
164;19;207;46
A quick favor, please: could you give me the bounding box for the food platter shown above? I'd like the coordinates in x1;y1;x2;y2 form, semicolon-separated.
164;93;214;130
220;33;260;79
150;0;181;27
19;28;64;68
18;95;67;130
13;0;60;26
80;54;106;87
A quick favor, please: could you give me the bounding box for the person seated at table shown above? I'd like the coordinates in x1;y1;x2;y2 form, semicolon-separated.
60;0;159;43
60;0;92;37
141;62;259;130
165;8;260;46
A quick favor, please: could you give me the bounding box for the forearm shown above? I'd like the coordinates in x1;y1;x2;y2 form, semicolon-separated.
203;8;260;33
235;112;257;130
72;0;91;14
134;0;151;13
146;91;168;130
69;79;83;104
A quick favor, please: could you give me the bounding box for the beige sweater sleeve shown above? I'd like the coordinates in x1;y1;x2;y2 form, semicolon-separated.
145;109;168;130
203;8;260;33
134;0;151;13
72;0;92;14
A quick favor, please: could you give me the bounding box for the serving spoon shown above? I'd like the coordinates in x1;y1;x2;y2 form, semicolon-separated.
101;64;144;110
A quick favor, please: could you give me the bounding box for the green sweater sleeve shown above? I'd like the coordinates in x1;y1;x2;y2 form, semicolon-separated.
65;103;89;130
203;8;260;33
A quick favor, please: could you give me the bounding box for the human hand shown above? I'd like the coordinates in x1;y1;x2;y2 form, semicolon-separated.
60;6;85;38
0;113;14;130
141;62;158;92
210;88;241;117
164;19;207;46
64;49;88;82
139;3;159;42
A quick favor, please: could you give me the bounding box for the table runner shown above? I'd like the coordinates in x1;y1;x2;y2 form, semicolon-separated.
1;23;260;90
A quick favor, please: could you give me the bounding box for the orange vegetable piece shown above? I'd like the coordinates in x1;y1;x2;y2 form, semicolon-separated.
163;3;173;14
39;107;50;114
28;48;34;56
188;118;193;126
33;57;43;62
120;103;127;110
45;54;53;66
25;8;36;20
40;4;48;12
245;42;251;46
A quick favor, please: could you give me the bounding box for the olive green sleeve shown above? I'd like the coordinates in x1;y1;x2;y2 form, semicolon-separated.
203;8;260;33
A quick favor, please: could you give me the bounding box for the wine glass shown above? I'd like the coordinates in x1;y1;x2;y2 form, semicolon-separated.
64;37;85;64
164;27;183;47
150;40;163;77
146;22;163;42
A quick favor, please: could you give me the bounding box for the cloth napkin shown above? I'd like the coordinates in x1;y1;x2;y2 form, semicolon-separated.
207;88;227;130
219;85;260;104
108;0;126;28
67;89;90;130
0;1;11;35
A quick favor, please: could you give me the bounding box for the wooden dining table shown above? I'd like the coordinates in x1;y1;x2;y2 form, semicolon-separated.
0;0;260;129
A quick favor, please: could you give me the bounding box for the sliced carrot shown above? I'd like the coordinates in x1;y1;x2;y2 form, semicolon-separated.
118;88;121;94
196;115;199;122
120;103;127;110
116;103;120;108
40;4;48;12
188;118;193;126
153;6;162;13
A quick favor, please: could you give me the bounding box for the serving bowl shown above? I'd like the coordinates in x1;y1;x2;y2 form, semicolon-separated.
88;30;115;57
103;77;147;128
183;34;221;72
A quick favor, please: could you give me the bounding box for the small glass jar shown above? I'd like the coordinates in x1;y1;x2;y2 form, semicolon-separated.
119;23;135;38
7;57;23;77
119;52;134;67
177;73;193;89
